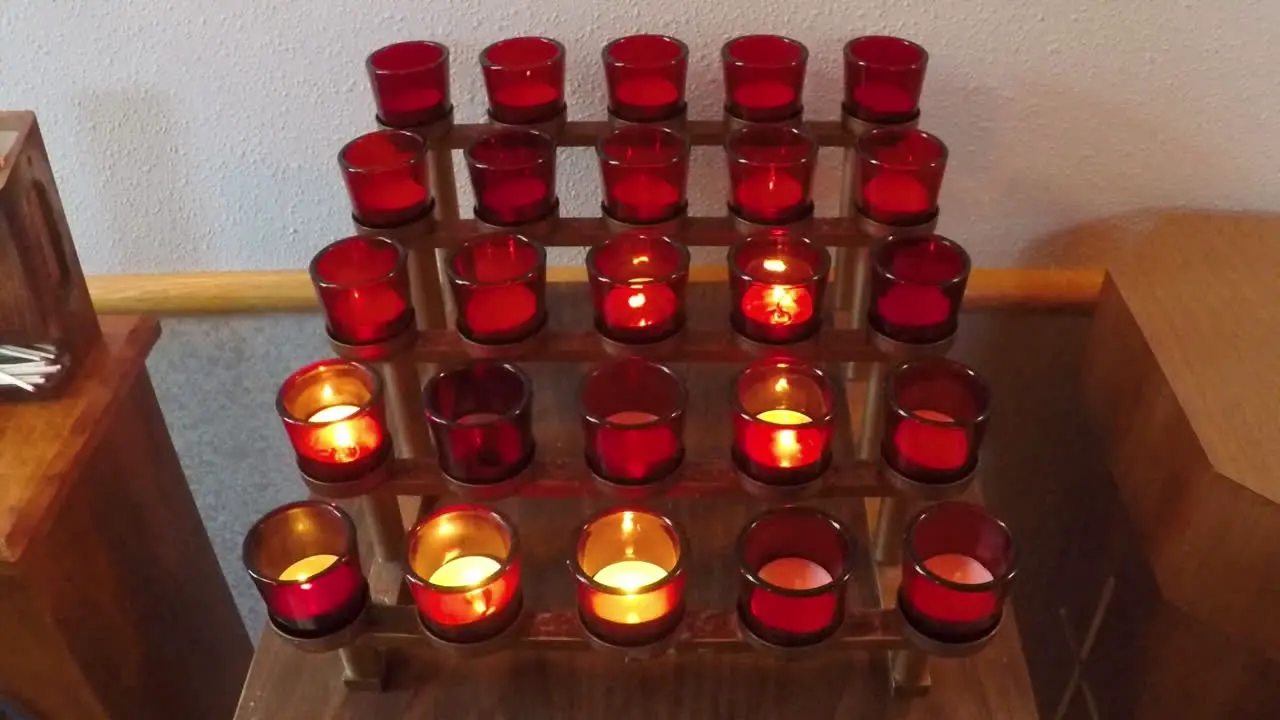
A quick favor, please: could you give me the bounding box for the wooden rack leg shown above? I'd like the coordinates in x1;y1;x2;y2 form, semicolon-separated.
428;144;460;330
858;359;886;460
872;496;908;565
339;645;386;691
890;648;931;696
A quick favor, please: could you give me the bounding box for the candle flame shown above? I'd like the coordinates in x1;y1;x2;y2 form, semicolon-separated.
621;511;635;534
774;377;789;393
321;384;335;403
766;286;799;325
628;293;646;309
763;258;787;273
632;254;649;265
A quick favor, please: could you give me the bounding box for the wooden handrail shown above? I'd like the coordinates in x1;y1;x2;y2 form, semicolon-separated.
86;266;1104;316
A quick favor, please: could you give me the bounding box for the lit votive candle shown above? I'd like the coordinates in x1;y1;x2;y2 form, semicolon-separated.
573;509;686;647
729;231;829;345
733;361;835;490
407;505;523;643
587;233;690;345
277;360;391;484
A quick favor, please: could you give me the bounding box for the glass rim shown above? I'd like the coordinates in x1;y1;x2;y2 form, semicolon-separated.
585;233;690;287
728;230;832;285
735;506;856;597
421;361;534;427
480;36;566;71
403;504;521;594
602;34;690;68
729;360;837;426
242;500;359;588
855;127;949;171
367;40;450;75
885;357;992;426
721;34;810;69
275;358;384;427
338;129;426;175
464;128;557;171
843;35;928;70
444;232;546;288
569;508;688;596
903;501;1017;592
308;235;408;291
873;234;971;290
579;359;688;429
724;125;819;167
596;125;690;169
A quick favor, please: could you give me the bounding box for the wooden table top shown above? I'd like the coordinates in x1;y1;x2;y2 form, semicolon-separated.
0;315;159;562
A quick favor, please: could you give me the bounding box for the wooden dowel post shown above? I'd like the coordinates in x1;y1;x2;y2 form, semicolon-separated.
890;648;930;696
872;496;908;566
428;142;460;330
338;645;386;691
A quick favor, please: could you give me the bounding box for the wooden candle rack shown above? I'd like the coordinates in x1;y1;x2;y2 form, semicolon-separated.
295;113;988;700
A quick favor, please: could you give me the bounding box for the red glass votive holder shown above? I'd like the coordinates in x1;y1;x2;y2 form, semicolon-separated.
586;233;689;345
581;359;685;491
736;506;855;647
243;501;367;638
423;362;535;488
406;504;523;644
901;501;1016;643
597;126;690;225
445;233;547;345
883;358;990;485
726;125;818;226
366;41;451;128
603;34;688;123
481;37;566;125
572;509;686;648
339;130;431;229
277;360;391;485
721;35;808;123
843;36;928;124
732;361;835;490
856;127;948;226
869;234;970;345
465;129;558;227
309;235;414;346
729;230;830;345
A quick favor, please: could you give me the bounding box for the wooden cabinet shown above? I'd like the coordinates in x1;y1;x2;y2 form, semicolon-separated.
0;317;252;719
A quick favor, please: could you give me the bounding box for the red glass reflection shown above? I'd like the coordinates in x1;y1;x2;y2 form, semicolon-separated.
366;41;451;127
339;130;430;228
883;358;991;483
856;128;948;225
843;36;928;123
869;234;970;344
587;232;689;345
309;235;414;345
722;35;808;123
481;37;566;125
737;506;854;646
581;359;685;486
901;502;1015;642
277;360;390;483
572;509;686;646
446;233;547;345
597;126;690;225
726;125;817;225
423;362;535;484
603;35;688;123
728;230;829;344
466;129;558;226
406;504;523;643
243;501;367;638
732;360;835;488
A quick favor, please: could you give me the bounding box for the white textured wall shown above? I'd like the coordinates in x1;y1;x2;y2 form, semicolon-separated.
3;1;1278;274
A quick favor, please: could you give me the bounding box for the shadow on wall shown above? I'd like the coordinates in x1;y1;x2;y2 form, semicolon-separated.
73;89;211;272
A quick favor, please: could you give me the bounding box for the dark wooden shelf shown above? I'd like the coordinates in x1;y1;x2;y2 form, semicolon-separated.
354;604;905;652
444;119;857;151
413;327;884;364
420;216;867;249
386;456;883;499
